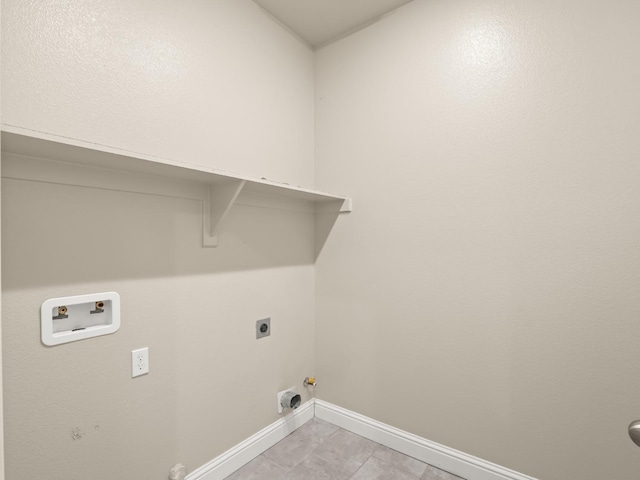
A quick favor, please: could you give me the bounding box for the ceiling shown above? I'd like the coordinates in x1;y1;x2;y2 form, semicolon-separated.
252;0;415;47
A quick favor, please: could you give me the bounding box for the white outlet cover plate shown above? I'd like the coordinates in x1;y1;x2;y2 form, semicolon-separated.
132;347;149;377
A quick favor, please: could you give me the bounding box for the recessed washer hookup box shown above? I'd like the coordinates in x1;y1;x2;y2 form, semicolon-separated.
40;292;120;346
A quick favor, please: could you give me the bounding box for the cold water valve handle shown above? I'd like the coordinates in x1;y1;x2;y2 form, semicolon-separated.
629;421;640;447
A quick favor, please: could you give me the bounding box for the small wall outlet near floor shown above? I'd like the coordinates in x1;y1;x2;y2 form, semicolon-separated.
132;347;149;378
277;387;301;414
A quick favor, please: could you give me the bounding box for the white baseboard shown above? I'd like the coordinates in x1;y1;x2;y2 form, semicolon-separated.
186;399;537;480
186;400;314;480
314;399;538;480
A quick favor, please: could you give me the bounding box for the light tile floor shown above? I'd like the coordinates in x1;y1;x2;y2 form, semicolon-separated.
224;418;465;480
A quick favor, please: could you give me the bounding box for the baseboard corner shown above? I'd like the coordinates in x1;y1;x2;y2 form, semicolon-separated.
185;400;314;480
314;399;537;480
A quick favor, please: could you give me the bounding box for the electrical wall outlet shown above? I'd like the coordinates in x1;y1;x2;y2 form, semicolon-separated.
277;387;298;414
132;347;149;378
256;318;271;339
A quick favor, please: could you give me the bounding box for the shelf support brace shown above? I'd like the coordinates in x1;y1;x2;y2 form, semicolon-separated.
202;180;246;247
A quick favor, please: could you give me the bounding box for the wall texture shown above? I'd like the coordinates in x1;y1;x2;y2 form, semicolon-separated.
4;0;640;479
1;1;315;479
2;0;314;187
315;1;640;479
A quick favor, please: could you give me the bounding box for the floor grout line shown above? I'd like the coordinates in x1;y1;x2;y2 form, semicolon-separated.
346;447;376;480
225;419;465;480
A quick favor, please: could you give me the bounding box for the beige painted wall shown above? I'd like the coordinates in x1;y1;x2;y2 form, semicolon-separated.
4;0;640;479
315;1;640;479
1;1;315;479
1;0;314;187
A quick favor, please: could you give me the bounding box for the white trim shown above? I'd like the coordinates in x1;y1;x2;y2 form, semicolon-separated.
314;399;538;480
185;399;538;480
2;127;351;249
185;400;314;480
2;154;317;215
1;126;351;206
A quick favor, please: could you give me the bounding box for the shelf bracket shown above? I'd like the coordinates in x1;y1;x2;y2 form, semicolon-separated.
338;197;353;214
202;180;246;247
1;128;353;251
